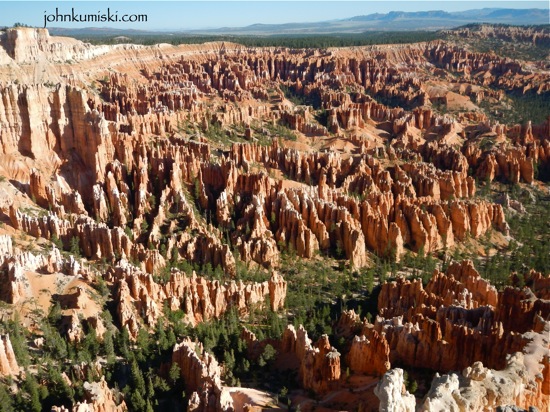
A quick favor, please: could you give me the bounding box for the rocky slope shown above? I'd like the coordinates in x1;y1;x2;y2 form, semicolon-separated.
0;334;19;377
442;24;550;48
3;29;545;270
172;339;235;412
279;325;341;395
371;261;550;411
51;377;127;412
0;26;548;411
113;261;286;338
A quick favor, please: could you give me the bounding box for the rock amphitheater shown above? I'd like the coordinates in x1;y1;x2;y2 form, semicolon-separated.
0;26;548;411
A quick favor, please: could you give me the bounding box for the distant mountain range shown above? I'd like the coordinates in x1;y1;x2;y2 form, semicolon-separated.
182;8;550;35
43;8;549;37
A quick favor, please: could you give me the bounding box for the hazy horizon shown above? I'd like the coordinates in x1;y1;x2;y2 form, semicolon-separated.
0;1;547;31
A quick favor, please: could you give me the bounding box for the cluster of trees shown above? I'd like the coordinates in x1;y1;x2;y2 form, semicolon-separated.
74;31;441;49
478;188;550;288
0;296;186;411
279;85;323;110
481;90;550;127
0;307;111;411
506;90;550;126
1;178;547;411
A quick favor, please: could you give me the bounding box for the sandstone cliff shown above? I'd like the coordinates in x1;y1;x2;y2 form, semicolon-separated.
0;335;20;377
375;260;548;372
112;261;286;338
2;28;541;274
172;339;234;412
280;325;341;395
1;28;548;412
51;376;127;412
373;260;550;410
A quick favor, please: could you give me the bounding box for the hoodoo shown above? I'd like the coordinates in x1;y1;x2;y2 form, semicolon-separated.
0;24;548;411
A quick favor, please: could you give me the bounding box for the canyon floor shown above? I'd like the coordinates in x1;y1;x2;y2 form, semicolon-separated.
0;25;548;412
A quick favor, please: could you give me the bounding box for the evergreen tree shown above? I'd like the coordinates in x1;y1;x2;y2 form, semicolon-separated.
70;236;81;256
135;329;151;362
23;372;42;412
83;327;100;360
127;359;147;410
156;319;169;352
169;363;181;386
0;383;14;412
103;329;116;364
116;327;130;359
6;316;30;367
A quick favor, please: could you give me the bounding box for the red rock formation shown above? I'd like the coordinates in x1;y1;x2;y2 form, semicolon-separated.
1;27;550;412
112;262;286;338
373;259;549;410
171;339;234;412
240;328;263;361
378;260;498;321
0;260;28;304
348;325;390;377
62;311;83;344
333;309;362;338
2;54;517;268
425;42;550;95
474;146;536;184
374;260;549;410
0;335;20;377
280;325;341;394
443;24;550;48
79;377;127;412
0;233;85;304
510;270;550;300
495;286;550;335
52;376;127;412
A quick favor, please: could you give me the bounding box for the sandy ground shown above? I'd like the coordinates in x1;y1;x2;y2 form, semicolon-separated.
0;178;100;327
425;83;479;112
228;387;281;410
14;270;101;329
290;375;381;412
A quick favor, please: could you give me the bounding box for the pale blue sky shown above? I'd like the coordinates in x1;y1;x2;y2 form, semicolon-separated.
0;1;547;31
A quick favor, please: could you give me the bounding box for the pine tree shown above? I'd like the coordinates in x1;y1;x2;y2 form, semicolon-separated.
128;359;147;410
365;268;374;293
146;373;155;400
6;316;30;367
136;329;151;362
0;383;14;412
70;236;81;256
48;301;62;325
169;363;181;386
83;327;100;359
166;329;176;350
116;327;130;359
23;372;41;412
262;344;276;362
130;390;146;411
130;359;146;394
103;329;116;364
156;319;168;352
